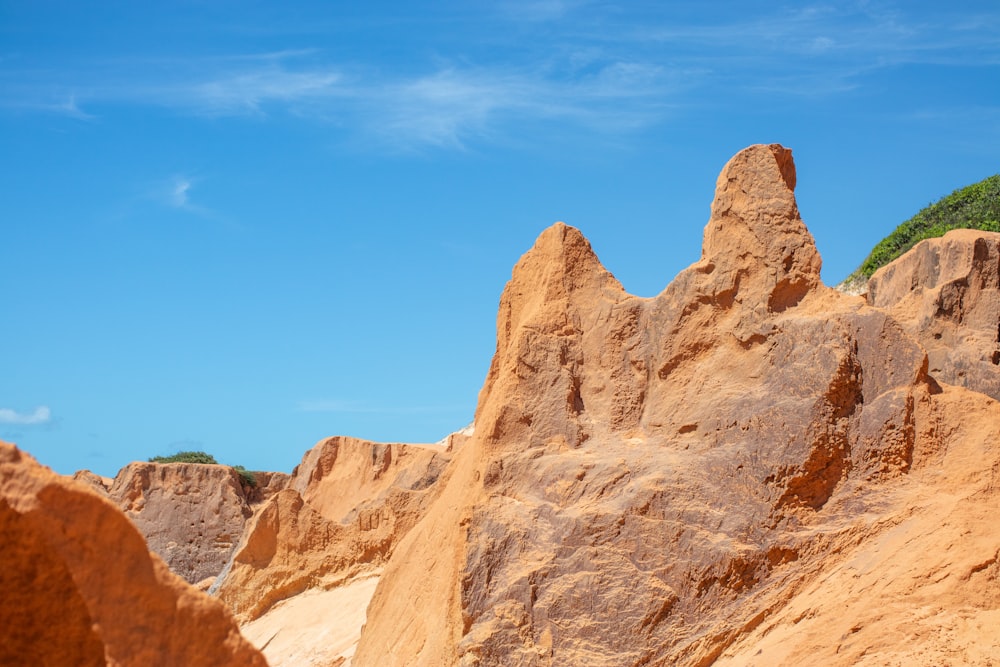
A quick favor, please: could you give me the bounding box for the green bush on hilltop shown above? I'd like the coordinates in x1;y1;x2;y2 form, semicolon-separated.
846;174;1000;284
232;465;258;488
147;450;258;487
149;450;218;465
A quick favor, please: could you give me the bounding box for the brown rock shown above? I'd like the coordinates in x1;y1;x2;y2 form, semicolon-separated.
107;462;256;585
352;145;998;666
0;440;267;667
245;470;292;504
867;228;1000;400
94;462;289;586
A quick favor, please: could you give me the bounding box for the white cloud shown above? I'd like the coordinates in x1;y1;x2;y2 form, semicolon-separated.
365;61;677;148
160;175;233;225
497;0;589;22
0;406;51;425
182;67;343;115
171;178;191;207
3;5;999;147
55;94;94;120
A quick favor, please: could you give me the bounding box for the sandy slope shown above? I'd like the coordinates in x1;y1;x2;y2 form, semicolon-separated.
241;573;382;667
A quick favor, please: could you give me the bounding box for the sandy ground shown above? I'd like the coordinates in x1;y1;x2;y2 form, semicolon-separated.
240;574;381;667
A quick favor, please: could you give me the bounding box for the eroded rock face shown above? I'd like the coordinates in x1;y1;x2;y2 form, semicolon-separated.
214;435;456;623
351;145;1000;666
867;228;1000;401
0;441;267;667
107;462;252;585
105;462;288;585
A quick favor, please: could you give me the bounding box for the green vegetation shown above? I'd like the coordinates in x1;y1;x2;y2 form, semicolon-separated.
149;450;218;465
232;465;258;488
148;450;258;488
846;174;1000;284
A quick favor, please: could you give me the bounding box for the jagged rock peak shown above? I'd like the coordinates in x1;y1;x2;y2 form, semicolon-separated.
701;143;823;311
504;221;624;306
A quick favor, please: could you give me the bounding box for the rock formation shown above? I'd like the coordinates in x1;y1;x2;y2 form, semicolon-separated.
344;144;1000;666
213;435;454;622
82;461;290;586
0;440;267;667
17;143;1000;666
867;228;1000;401
106;463;257;585
202;433;461;666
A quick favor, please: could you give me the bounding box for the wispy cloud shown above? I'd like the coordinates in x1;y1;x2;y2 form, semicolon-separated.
635;4;1000;68
2;4;998;147
170;178;191;207
0;91;96;119
156;174;237;226
496;0;591;22
53;94;94;120
0;406;51;425
178;66;343;115
364;60;681;148
0;49;682;148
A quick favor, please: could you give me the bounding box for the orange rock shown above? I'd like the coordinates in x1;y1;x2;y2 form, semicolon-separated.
0;441;267;667
868;228;1000;400
49;143;998;666
213;435;455;623
351;145;1000;666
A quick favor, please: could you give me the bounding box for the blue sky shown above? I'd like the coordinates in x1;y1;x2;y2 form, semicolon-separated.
2;1;999;477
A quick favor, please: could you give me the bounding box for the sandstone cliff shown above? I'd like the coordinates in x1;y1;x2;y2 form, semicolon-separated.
868;228;1000;401
346;144;1000;666
83;461;289;586
107;463;258;585
0;440;267;667
205;433;462;665
38;143;999;666
214;435;455;622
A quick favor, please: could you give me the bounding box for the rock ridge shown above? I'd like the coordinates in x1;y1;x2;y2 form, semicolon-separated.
351;144;998;666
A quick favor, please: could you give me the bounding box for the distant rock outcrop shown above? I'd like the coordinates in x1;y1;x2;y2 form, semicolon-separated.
346;144;1000;666
107;463;255;585
0;441;266;667
91;461;290;586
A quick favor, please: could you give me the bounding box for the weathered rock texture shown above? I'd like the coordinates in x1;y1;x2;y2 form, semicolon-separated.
345;144;1000;666
0;440;267;667
94;462;289;585
714;386;1000;666
868;228;1000;401
214;434;457;623
106;463;252;585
